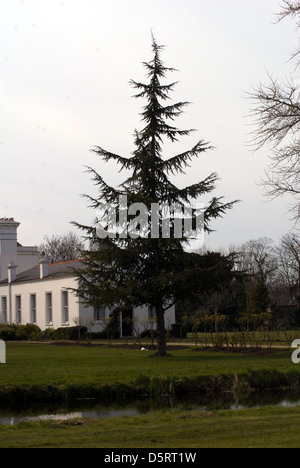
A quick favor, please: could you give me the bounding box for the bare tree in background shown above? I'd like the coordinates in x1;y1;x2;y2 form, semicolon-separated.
39;232;83;263
275;233;300;306
236;238;278;286
248;1;300;219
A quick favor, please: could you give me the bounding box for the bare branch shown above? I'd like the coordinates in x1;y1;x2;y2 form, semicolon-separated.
247;67;300;219
248;73;300;151
277;0;300;23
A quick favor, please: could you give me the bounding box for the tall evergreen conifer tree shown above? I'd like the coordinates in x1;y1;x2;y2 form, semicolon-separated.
74;37;237;356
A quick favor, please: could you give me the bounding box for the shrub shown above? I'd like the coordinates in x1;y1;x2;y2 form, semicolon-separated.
42;328;56;340
0;324;17;341
141;329;157;339
0;324;42;341
15;324;42;341
213;333;226;350
90;331;108;340
51;326;87;341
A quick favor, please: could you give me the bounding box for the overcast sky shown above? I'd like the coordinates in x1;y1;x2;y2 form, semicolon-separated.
0;0;299;250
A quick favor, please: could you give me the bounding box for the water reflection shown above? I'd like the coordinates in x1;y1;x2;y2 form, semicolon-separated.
1;391;300;426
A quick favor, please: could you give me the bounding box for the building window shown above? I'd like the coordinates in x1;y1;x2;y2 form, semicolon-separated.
94;305;106;321
15;296;21;324
30;294;36;324
1;297;7;324
46;293;52;325
62;291;69;324
148;305;156;319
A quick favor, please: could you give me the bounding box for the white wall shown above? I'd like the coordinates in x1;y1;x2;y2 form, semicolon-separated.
17;246;39;274
0;220;19;281
0;220;39;281
0;276;96;330
0;275;176;335
133;305;175;336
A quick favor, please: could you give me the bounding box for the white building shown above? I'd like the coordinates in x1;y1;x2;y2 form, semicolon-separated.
0;218;39;282
0;219;175;336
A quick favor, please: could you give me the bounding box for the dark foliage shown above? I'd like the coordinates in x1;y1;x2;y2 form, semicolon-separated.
73;37;238;355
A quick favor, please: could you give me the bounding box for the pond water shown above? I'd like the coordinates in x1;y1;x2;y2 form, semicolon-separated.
1;391;300;426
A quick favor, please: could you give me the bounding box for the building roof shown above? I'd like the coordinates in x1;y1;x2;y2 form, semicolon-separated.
0;259;85;285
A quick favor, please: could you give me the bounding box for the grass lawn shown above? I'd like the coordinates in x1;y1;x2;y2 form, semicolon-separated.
0;341;296;387
0;405;300;448
1;341;300;448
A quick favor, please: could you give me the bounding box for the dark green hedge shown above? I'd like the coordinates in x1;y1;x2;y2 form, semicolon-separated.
0;324;42;341
0;324;88;341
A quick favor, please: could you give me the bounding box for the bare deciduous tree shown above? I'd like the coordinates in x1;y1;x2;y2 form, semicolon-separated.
236;238;278;286
248;1;300;219
39;231;83;263
275;233;300;304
